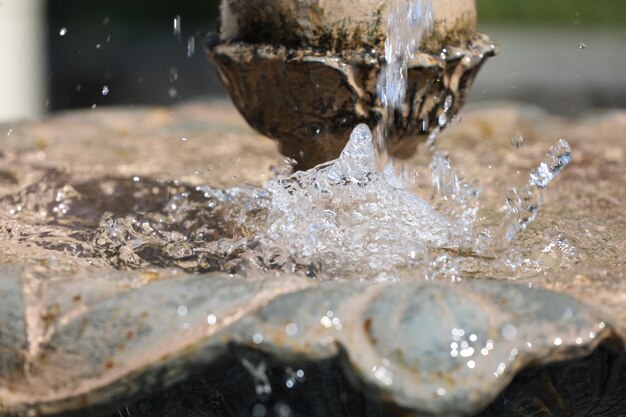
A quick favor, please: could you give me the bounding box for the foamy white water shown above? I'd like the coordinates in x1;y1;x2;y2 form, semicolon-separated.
259;124;464;279
241;0;571;279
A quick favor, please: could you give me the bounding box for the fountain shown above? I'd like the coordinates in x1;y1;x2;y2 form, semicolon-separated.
207;0;496;168
0;1;625;416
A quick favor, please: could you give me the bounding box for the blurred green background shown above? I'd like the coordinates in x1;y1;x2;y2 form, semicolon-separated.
477;0;626;27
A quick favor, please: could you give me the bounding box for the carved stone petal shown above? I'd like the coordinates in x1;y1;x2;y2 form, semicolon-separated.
0;267;619;416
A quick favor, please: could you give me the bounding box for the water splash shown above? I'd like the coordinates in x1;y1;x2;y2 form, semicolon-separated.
258;124;462;278
530;139;572;189
0;128;574;283
499;139;572;244
430;150;480;232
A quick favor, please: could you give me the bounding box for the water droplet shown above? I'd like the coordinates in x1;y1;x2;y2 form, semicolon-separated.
554;337;563;346
275;402;292;417
436;387;446;396
59;27;68;36
563;307;573;319
285;322;298;336
373;366;393;386
101;85;109;96
460;347;475;357
187;36;196;57
242;359;271;397
252;333;263;344
168;87;178;98
443;94;453;112
252;404;266;417
496;362;506;375
169;66;179;82
510;131;524;148
173;15;181;37
207;314;217;325
529;139;571;189
501;323;517;341
320;315;332;328
579;42;587;49
438;113;449;128
177;305;188;317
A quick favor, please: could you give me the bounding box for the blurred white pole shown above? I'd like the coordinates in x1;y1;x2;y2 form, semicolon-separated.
0;0;45;122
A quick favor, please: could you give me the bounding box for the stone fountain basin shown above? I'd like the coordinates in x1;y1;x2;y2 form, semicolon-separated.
0;101;624;416
211;0;494;169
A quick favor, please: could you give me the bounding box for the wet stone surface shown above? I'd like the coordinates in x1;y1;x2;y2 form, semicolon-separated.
0;101;623;315
0;101;624;416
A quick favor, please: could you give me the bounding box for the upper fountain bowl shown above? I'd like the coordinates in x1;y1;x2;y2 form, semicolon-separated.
207;0;497;168
218;0;477;52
